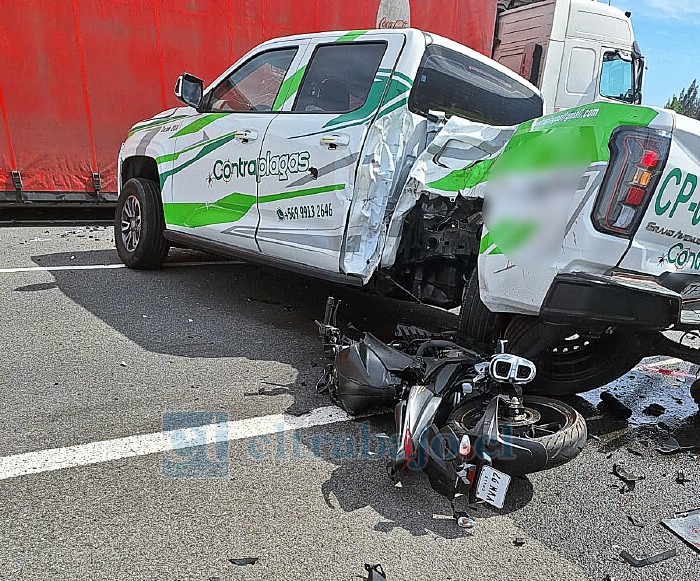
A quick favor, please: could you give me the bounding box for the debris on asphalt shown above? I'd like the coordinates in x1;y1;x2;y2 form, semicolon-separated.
643;403;666;417
676;470;690;484
598;391;633;420
656;436;700;455
627;514;645;528
619;547;677;567
626;443;645;456
244;386;291;396
228;557;259;566
514;537;526;546
119;361;127;367
612;463;645;484
663;509;700;552
364;563;387;581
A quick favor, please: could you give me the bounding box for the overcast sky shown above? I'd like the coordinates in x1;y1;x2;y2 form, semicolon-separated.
610;0;698;106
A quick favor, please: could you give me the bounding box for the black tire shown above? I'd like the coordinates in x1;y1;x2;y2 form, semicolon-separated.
504;315;645;395
448;396;587;474
115;177;170;269
458;269;508;345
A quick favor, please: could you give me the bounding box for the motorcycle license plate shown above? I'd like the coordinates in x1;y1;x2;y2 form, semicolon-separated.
476;466;511;509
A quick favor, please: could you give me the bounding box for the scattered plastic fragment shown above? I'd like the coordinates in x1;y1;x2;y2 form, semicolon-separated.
119;361;127;367
364;563;387;581
598;391;633;420
453;511;476;529
514;537;526;546
228;557;259;566
619;547;677;567
676;470;690;484
656;436;700;455
643;403;666;417
613;464;645;483
627;515;645;528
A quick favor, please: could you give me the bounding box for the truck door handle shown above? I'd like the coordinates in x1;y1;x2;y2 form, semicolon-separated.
236;129;258;143
320;133;350;149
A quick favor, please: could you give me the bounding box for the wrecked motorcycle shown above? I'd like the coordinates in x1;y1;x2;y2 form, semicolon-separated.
317;297;586;526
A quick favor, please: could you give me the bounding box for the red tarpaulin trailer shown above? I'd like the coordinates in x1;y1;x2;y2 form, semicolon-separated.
0;0;497;204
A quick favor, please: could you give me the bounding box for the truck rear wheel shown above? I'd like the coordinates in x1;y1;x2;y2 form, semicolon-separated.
504;316;645;395
458;270;508;345
115;178;170;270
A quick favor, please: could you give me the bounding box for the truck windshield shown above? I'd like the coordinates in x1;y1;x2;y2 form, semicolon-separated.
600;51;635;103
409;45;543;126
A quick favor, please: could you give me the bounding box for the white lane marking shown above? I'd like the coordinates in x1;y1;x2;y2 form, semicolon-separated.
0;261;244;274
649;358;684;367
0;406;352;481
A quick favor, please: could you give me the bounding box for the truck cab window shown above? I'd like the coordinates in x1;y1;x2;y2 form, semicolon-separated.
206;48;297;112
409;45;543;126
600;51;634;103
293;43;386;113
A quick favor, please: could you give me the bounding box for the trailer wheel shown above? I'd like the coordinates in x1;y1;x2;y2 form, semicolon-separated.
504;315;645;395
458;269;508;346
115;178;170;269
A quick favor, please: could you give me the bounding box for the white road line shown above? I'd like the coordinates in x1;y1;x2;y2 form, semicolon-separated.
644;357;684;368
0;406;352;481
0;260;244;274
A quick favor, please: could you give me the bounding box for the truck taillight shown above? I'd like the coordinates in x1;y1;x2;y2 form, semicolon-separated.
592;127;671;237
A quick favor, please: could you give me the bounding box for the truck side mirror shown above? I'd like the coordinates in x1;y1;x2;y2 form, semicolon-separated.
174;73;204;110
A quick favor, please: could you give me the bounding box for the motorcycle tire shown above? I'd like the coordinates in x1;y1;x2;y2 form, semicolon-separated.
447;396;587;475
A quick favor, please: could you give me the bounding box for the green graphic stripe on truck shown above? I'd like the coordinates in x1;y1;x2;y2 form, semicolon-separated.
170;113;229;138
158;131;240;188
336;30;368;43
128;115;189;137
164;183;345;228
428;103;660;194
289;70;412;138
155;130;240;165
272;65;307;111
479;221;537;256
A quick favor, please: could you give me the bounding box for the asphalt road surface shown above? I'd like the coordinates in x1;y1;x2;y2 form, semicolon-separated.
1;224;699;580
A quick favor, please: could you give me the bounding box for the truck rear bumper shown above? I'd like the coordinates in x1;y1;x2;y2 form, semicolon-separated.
539;272;684;330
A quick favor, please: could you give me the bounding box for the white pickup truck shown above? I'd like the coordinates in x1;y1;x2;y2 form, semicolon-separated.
116;28;700;395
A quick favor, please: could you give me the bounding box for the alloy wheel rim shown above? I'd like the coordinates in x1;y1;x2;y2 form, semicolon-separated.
120;195;142;252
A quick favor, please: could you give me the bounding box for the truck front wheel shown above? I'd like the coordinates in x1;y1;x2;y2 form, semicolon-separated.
504;316;645;395
115;178;170;269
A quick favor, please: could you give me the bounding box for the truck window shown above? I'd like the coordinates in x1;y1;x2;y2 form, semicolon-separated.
600;51;634;102
206;48;297;112
293;43;386;113
409;45;543;126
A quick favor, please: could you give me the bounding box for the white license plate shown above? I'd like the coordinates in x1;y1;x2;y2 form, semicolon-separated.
475;466;511;509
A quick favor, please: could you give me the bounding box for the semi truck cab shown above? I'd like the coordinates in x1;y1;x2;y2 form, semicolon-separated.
494;0;644;114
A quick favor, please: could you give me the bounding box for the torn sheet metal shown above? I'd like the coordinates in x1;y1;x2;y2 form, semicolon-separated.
381;116;515;269
663;510;700;552
342;102;424;281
